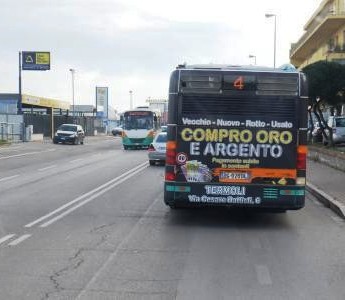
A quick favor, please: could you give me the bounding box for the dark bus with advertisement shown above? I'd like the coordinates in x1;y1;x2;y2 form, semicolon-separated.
164;64;308;211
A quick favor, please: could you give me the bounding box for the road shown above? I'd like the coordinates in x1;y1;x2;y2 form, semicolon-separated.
0;137;345;299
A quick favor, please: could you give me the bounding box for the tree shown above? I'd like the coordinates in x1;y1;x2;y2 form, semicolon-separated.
302;61;345;146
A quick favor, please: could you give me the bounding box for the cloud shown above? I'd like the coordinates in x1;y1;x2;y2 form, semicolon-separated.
0;0;322;111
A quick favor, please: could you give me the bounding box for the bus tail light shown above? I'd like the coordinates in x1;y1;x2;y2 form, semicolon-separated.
297;145;307;170
296;146;307;186
166;141;177;165
165;171;176;181
165;141;177;181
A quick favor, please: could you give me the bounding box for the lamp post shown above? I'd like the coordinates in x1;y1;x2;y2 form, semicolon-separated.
249;54;256;65
265;13;276;68
69;68;76;119
129;90;133;109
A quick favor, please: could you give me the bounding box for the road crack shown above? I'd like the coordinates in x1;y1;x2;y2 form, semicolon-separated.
42;248;85;300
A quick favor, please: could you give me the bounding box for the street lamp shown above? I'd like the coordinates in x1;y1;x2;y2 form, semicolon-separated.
129;90;133;109
249;54;256;65
69;68;76;119
265;13;276;68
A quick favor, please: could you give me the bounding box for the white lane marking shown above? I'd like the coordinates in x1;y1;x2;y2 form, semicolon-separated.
75;192;161;299
0;175;20;182
70;158;83;163
7;234;31;246
38;165;56;171
0;147;21;152
40;164;148;227
0;149;55;160
25;161;148;228
0;234;16;245
255;265;272;285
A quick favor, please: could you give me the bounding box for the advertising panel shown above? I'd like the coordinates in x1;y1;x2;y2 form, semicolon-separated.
174;115;297;184
22;51;50;71
96;87;108;117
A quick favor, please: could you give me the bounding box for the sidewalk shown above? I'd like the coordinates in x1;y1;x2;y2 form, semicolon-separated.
307;159;345;218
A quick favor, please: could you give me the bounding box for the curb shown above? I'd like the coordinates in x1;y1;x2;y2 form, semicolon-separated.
306;181;345;219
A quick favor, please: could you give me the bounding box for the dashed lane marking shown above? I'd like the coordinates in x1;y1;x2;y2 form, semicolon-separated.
69;158;83;163
0;175;19;182
8;234;31;246
0;149;55;160
0;234;16;246
38;165;57;171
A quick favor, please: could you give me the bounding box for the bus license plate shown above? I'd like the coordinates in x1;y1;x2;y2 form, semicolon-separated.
220;171;250;180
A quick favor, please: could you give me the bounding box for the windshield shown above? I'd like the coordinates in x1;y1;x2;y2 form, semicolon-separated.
124;114;153;130
155;133;167;143
58;125;77;132
336;118;345;127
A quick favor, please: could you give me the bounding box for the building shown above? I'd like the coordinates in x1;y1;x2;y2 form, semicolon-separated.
145;98;168;125
0;93;70;115
290;0;345;69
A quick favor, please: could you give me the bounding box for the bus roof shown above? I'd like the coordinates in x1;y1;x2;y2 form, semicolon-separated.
176;63;298;73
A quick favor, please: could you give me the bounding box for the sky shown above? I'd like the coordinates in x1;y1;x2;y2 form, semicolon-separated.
0;0;321;112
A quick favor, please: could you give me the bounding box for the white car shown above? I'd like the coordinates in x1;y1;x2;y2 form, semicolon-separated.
111;126;123;136
323;116;345;145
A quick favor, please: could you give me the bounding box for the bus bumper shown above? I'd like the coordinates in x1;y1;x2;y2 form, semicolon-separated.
164;182;305;210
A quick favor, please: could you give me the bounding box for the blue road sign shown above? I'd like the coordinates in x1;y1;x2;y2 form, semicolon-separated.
22;51;50;71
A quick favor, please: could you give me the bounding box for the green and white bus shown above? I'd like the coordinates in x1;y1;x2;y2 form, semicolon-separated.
121;108;157;149
164;64;308;211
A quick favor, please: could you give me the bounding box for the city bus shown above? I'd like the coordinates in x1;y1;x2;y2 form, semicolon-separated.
164;64;308;211
121;108;157;149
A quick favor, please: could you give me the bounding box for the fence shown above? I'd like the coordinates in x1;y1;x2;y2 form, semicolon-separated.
0;114;23;142
0;113;103;142
24;114;96;137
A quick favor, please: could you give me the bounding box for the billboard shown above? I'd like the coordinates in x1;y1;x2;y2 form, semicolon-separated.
22;51;50;71
96;87;108;118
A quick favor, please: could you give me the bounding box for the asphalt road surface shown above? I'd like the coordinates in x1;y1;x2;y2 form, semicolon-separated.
0;136;345;299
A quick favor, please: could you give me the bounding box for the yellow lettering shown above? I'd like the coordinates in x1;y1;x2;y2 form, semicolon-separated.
218;129;228;142
269;130;280;143
205;129;218;142
240;129;253;143
256;130;268;143
181;128;193;141
280;131;293;144
193;128;205;142
229;129;240;142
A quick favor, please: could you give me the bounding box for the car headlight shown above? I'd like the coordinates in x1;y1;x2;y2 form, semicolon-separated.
70;133;77;137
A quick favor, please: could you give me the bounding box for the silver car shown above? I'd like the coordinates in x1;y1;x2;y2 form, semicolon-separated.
323;116;345;145
148;132;167;165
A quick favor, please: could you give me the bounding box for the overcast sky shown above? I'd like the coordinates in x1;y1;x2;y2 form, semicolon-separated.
0;0;321;112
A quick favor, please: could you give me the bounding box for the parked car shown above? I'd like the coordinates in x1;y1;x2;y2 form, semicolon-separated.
160;125;167;132
323;116;345;145
111;125;123;136
148;132;167;165
53;124;85;145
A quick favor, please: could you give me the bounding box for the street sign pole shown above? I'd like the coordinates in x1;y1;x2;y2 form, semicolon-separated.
18;51;22;114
